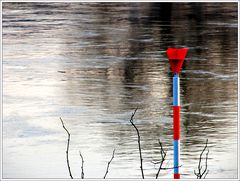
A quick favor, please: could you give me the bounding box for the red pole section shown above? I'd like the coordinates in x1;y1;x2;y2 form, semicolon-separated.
173;106;180;140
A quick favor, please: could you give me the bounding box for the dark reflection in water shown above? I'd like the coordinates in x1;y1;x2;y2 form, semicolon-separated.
2;2;237;179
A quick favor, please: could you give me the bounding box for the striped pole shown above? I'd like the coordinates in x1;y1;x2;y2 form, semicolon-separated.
166;48;188;179
173;73;180;179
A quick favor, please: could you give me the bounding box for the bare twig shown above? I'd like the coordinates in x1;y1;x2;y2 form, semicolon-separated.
152;141;182;178
129;108;144;179
161;165;182;170
103;149;116;179
194;139;209;179
60;117;73;179
201;149;209;178
152;140;182;177
156;140;167;179
79;151;84;179
152;162;182;170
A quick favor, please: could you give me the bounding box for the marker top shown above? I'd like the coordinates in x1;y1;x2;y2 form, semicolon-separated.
166;48;188;74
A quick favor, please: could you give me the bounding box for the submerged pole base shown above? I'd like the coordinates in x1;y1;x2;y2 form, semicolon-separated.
174;173;180;179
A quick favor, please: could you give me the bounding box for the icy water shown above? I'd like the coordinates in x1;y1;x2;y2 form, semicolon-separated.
2;2;238;179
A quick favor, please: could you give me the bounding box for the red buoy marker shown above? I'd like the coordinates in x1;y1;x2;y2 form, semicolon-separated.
166;48;188;179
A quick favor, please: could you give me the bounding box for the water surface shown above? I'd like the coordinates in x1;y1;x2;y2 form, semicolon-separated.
2;2;238;179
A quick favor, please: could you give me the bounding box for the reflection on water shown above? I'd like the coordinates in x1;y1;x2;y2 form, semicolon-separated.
2;2;238;179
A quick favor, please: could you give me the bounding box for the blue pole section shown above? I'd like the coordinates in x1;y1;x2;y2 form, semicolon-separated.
173;74;180;106
173;140;180;174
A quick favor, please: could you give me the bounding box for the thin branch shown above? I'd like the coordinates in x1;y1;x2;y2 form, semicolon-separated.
152;162;182;170
79;151;84;179
103;149;116;179
129;108;144;179
203;170;209;179
60;117;73;179
161;165;182;170
201;149;209;178
194;139;209;179
156;140;167;179
198;139;207;173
